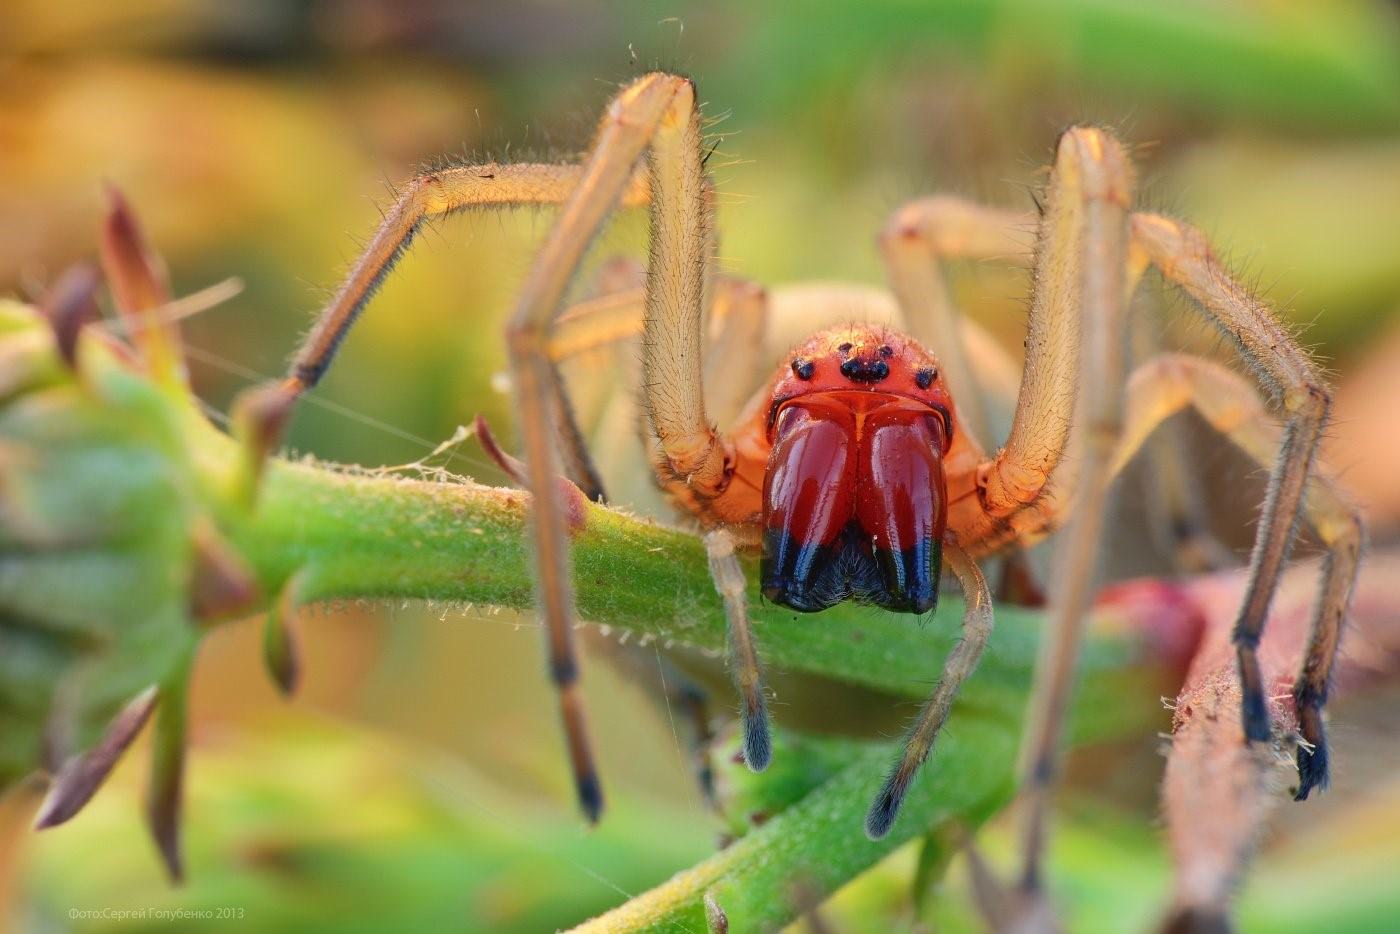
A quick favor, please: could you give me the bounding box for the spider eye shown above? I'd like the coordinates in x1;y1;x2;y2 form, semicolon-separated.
915;366;937;389
837;342;853;354
878;344;894;358
791;358;815;380
840;358;889;382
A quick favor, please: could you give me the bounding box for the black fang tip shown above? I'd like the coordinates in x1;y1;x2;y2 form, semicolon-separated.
577;772;604;824
1294;738;1330;801
742;707;772;773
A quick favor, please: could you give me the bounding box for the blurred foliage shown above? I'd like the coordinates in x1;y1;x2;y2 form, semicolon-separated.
3;0;1400;930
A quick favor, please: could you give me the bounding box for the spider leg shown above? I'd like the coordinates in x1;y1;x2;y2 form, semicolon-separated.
705;528;771;772
1112;353;1363;799
703;278;769;431
619;82;776;771
880;195;1034;448
546;274;765;800
866;542;993;838
987;128;1138;897
229;162;651;498
640;80;730;496
550;287;647;360
1128;314;1236;574
548;275;768;433
245;73;699;824
878;205;1048;607
545;359;607;503
1131;214;1345;765
580;628;721;809
502;74;704;822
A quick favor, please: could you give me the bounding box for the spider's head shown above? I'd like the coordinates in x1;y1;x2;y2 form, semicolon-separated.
760;327;955;615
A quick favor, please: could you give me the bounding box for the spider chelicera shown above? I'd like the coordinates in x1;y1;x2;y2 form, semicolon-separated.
235;72;1362;894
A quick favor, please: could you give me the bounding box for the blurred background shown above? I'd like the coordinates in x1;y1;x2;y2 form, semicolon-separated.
3;0;1400;930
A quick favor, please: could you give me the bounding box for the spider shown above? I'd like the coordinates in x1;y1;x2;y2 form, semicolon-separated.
236;72;1362;896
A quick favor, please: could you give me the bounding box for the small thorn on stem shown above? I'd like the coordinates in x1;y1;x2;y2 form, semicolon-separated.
473;413;589;532
99;185;184;384
34;687;159;830
473;413;528;486
188;520;259;623
147;676;190;884
38;264;101;369
231;380;298;507
263;571;307;697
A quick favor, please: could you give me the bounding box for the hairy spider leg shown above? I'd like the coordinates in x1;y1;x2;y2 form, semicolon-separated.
865;542;993;837
1005;128;1139;898
1113;354;1362;802
878;196;1050;604
904;130;1355;913
1131;213;1345;768
236;73;715;823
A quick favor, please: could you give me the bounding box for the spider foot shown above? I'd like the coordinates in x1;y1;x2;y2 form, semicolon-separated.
864;766;911;840
740;696;771;773
1293;692;1331;801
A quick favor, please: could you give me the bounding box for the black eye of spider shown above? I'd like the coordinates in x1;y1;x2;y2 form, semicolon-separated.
837;342;853;355
915;366;938;389
791;358;815;380
840;358;890;382
878;345;893;358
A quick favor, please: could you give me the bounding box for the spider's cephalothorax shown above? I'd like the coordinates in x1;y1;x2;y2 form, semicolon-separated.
760;327;956;614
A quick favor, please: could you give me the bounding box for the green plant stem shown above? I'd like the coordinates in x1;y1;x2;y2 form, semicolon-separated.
230;454;1148;716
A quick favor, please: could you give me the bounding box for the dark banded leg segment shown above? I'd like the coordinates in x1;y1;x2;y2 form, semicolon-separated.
704;528;771;772
866;542;992;839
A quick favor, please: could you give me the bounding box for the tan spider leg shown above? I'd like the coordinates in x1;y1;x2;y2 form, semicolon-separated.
879;198;1044;603
1132;321;1235;573
544;275;765;800
704;278;769;431
1131;213;1339;755
289;163;648;393
880;196;1034;448
229;162;652;496
627;83;776;769
640;82;730;494
499;74;702;822
1112;354;1363;797
1002;128;1137;894
549;288;647;361
545;360;608;502
705;528;771;770
866;543;993;838
547;275;768;432
236;74;700;822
